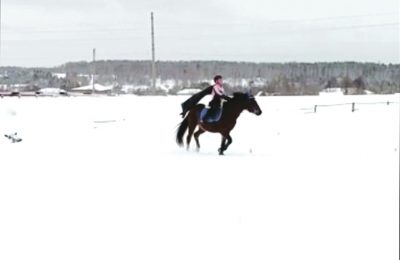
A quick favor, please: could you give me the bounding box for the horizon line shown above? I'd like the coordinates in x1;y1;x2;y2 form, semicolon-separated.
1;59;399;69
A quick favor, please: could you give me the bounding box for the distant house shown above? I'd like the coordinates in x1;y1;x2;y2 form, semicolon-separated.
52;73;67;79
35;88;68;96
71;83;113;94
121;85;149;94
0;84;31;97
322;76;369;95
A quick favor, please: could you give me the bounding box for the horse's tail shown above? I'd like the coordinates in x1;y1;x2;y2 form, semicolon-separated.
176;115;189;146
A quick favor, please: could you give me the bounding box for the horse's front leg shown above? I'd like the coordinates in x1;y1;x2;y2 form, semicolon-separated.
225;134;232;150
218;136;227;155
218;134;232;155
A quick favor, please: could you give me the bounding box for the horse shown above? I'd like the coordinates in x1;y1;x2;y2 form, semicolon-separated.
176;92;262;155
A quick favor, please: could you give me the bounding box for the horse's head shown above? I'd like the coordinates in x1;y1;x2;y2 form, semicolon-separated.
232;92;262;115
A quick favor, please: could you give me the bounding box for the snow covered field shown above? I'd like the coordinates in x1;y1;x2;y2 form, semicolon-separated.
1;94;399;260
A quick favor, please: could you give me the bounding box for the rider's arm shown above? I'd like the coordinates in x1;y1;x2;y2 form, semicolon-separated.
221;94;231;101
213;84;224;96
213;85;231;100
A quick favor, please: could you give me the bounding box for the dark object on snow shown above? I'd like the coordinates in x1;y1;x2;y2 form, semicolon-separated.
10;91;21;97
4;133;22;143
180;86;213;118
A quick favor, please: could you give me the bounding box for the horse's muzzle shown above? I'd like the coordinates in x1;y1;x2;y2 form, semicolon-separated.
253;109;262;115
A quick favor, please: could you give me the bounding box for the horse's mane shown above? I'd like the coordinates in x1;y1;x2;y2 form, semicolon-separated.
232;92;247;99
229;92;251;103
222;92;249;109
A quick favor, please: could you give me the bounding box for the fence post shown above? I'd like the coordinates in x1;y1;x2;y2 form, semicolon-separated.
352;102;355;112
314;105;317;113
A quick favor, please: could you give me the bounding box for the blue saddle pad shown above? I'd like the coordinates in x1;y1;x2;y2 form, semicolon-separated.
200;108;222;123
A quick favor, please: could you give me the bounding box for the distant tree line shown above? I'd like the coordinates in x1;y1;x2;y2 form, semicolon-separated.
0;61;399;95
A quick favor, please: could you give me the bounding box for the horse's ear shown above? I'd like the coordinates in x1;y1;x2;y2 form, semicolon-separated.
245;89;252;98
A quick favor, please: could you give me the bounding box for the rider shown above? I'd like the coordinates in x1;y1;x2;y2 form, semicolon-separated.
204;75;231;121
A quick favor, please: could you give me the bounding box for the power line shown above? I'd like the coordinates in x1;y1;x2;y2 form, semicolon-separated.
2;12;398;35
2;22;397;43
258;12;399;24
3;27;148;34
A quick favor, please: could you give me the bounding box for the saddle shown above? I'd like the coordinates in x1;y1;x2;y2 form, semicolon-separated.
200;107;222;123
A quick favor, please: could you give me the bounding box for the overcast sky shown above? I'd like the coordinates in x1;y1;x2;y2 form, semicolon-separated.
1;0;399;67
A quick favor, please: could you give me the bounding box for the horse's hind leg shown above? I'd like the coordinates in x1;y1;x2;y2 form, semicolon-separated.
186;118;197;150
186;126;194;150
194;128;205;151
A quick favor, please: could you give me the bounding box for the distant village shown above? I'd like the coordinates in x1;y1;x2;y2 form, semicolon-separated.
0;61;399;97
0;72;374;97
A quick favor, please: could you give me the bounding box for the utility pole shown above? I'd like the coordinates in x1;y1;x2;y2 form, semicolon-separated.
92;48;96;94
0;0;2;67
151;12;156;89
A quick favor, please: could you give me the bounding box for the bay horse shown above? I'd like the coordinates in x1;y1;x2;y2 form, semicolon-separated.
176;92;262;155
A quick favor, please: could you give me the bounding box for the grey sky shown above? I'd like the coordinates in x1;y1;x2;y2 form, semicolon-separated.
1;0;399;67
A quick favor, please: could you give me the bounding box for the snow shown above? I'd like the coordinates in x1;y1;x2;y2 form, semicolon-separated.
176;88;202;95
0;94;399;260
319;87;344;96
